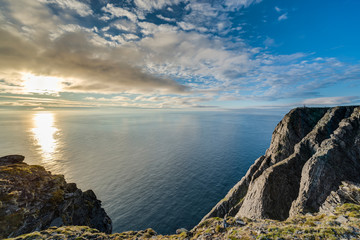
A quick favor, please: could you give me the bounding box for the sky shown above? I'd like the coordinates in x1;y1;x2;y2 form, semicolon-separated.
0;0;359;110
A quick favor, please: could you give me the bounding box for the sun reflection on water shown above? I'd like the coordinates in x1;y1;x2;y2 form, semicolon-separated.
31;112;60;161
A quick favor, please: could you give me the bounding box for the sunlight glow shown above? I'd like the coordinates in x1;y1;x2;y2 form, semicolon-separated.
31;112;59;161
22;73;63;94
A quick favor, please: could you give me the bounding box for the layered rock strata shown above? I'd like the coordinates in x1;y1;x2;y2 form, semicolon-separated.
201;106;360;222
0;155;112;238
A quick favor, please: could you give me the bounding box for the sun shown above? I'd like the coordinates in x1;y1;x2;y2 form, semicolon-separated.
22;73;63;94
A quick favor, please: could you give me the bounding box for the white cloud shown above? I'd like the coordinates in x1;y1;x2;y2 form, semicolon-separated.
104;33;125;44
186;3;219;17
275;6;281;12
101;3;138;22
87;96;131;102
181;2;232;34
99;15;111;21
224;0;262;10
278;13;288;21
123;33;139;40
134;0;185;11
137;31;252;91
138;22;178;35
264;37;275;47
81;94;213;108
84;97;95;100
240;56;360;101
178;21;196;31
42;0;93;17
112;19;138;32
101;26;110;32
0;95;98;108
156;14;176;22
302;96;358;106
1;0;60;33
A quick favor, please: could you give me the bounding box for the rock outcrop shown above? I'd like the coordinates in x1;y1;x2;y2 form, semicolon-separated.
201;106;360;223
320;181;360;214
0;155;112;238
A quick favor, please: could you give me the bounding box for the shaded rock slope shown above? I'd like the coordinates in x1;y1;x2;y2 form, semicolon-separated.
201;106;360;222
0;155;112;238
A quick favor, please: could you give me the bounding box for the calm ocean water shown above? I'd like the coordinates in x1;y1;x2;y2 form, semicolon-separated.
0;109;282;234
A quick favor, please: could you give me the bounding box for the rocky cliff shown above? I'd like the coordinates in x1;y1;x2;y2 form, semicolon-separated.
0;155;112;238
201;106;360;222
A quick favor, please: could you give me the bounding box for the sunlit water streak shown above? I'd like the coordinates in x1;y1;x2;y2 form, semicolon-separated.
29;112;64;173
31;112;58;160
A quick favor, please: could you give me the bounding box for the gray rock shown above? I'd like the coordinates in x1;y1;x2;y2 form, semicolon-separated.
319;181;360;214
50;217;63;227
0;155;25;166
235;219;246;226
176;228;188;234
335;215;348;225
199;106;360;225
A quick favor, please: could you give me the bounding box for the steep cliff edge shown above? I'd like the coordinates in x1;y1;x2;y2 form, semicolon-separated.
201;106;360;223
0;155;112;238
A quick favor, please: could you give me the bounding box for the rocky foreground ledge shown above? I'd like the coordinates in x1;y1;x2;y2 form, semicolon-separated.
6;200;360;239
2;106;360;240
0;155;112;238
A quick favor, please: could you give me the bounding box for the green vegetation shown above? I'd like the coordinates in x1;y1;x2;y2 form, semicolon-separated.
336;203;360;218
215;224;221;233
49;189;64;205
0;211;24;239
4;203;360;240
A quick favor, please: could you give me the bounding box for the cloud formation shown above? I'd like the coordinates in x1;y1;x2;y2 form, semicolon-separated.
278;13;288;21
0;0;190;96
0;0;359;109
101;4;138;22
0;28;187;94
44;0;93;17
303;96;359;106
134;0;185;11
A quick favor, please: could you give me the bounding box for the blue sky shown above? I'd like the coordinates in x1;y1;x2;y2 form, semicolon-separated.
0;0;359;110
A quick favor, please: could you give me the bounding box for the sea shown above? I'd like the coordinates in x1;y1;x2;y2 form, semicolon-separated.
0;109;283;234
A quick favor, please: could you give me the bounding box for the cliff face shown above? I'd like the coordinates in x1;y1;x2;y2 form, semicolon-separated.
0;155;112;238
201;106;360;222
